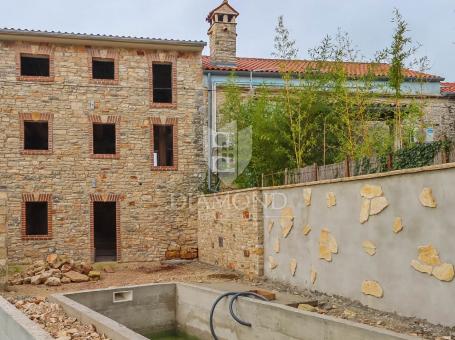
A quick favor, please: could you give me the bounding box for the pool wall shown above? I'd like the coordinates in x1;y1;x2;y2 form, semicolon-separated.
0;296;53;340
50;283;419;340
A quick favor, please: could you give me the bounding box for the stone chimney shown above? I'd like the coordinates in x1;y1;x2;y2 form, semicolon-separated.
207;0;239;66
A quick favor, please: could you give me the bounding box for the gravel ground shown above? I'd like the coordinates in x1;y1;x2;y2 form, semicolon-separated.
1;261;454;340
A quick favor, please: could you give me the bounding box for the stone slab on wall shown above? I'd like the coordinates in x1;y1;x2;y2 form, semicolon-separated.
263;165;455;327
197;189;264;277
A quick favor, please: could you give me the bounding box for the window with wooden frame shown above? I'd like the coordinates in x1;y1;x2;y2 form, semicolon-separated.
21;193;52;240
150;117;178;170
20;113;53;155
89;115;120;159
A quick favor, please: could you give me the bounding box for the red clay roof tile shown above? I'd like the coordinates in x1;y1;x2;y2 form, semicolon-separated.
202;56;443;82
441;82;455;94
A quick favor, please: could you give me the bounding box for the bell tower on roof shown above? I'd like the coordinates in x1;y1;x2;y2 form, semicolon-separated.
207;0;239;66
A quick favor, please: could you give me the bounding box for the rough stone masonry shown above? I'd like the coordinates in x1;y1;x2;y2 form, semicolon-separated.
0;38;206;264
0;192;7;287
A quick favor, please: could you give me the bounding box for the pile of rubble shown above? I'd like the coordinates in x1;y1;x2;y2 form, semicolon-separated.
7;296;110;340
9;254;101;286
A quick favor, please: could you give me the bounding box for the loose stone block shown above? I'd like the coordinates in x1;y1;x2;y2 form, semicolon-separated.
302;225;312;236
298;304;317;312
370;197;389;215
432;263;455;282
361;280;383;298
359;199;370;224
326;192;336;208
393;217;403;233
418;245;441;266
360;184;383;199
411;259;432;275
319;228;338;262
303;188;312;206
290;258;297;276
419;188;437;208
362;240;376;256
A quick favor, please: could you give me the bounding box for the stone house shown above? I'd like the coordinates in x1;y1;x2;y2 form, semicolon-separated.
0;0;453;268
0;28;206;265
203;2;455;189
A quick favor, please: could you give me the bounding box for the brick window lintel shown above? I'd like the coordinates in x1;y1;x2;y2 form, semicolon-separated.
147;52;178;109
88;115;121;159
87;48;119;85
21;193;53;241
15;43;55;82
150;117;178;171
19;113;54;155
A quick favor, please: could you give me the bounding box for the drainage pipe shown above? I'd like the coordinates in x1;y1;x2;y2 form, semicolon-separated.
209;291;267;340
228;292;267;327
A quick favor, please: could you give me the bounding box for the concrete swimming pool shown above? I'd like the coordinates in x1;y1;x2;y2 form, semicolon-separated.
1;283;419;340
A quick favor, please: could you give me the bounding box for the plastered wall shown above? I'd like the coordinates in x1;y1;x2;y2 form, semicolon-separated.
263;164;455;326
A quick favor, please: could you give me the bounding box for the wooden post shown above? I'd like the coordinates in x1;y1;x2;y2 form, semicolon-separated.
387;153;393;170
344;157;351;177
261;173;264;187
284;168;288;185
313;163;318;181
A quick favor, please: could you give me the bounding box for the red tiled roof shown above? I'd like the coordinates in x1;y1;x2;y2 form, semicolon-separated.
202;56;443;82
441;82;455;94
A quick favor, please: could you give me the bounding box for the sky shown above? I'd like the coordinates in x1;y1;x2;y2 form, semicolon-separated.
1;0;454;80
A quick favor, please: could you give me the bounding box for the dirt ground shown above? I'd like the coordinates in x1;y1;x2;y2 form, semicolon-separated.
1;261;454;340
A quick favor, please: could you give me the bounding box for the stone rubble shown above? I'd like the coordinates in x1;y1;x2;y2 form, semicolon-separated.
7;296;110;340
9;254;100;286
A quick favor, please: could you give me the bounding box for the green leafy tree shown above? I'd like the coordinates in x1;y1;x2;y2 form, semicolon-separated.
272;15;299;60
378;8;425;149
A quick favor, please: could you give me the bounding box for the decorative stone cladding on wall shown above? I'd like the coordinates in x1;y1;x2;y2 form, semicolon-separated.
197;164;455;326
262;164;455;327
0;40;206;264
197;188;264;277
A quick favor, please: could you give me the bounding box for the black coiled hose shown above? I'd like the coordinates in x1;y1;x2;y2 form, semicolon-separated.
209;291;268;340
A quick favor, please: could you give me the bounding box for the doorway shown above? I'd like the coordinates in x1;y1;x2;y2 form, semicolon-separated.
93;201;117;262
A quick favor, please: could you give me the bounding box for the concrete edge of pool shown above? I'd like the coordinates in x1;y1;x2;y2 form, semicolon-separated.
0;295;53;340
1;283;422;340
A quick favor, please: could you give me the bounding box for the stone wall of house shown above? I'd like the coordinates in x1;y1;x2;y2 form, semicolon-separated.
0;192;7;288
197;188;264;277
0;40;206;264
425;97;455;141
